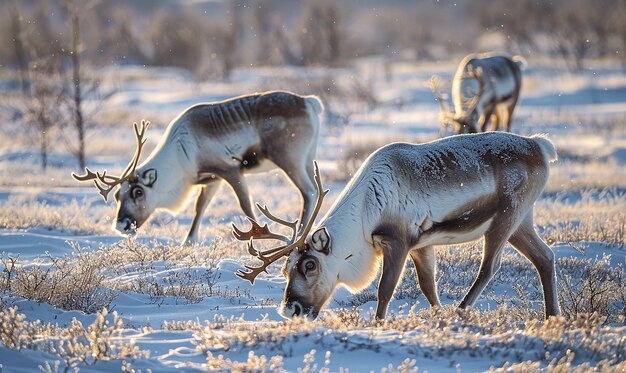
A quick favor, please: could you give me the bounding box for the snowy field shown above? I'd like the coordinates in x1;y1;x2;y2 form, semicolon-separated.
1;58;626;372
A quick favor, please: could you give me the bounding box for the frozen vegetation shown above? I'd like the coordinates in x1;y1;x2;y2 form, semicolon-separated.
1;56;626;371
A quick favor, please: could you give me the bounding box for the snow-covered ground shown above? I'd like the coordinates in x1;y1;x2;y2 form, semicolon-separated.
1;58;625;372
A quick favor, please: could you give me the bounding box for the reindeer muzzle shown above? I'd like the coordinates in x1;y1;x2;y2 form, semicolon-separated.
279;299;318;320
114;217;137;235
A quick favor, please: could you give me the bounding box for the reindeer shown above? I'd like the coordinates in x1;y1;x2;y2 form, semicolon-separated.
430;53;525;135
72;91;323;245
233;132;560;320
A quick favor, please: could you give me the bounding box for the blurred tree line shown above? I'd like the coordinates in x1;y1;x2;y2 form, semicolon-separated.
4;0;625;78
474;0;626;71
1;0;625;169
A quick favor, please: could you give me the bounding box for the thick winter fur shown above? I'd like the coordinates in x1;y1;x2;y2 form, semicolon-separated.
452;52;525;134
281;132;560;320
114;91;323;244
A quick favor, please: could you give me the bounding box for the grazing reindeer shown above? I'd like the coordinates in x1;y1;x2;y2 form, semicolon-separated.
430;53;525;134
233;132;560;320
72;91;323;245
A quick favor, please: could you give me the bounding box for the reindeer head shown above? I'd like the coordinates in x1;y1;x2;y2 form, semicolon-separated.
111;167;158;235
279;226;338;319
429;66;484;135
71;120;157;235
452;113;480;134
232;161;335;319
452;65;484;134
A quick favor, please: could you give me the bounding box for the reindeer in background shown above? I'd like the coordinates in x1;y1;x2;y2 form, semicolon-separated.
72;91;324;245
233;132;560;320
430;53;525;135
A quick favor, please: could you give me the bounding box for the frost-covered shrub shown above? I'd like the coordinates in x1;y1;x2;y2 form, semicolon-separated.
195;316;322;356
53;309;148;369
190;307;626;371
558;254;626;322
0;236;236;311
536;188;626;245
336;244;626;325
1;253;114;313
0;306;37;350
0;196;111;235
205;350;285;372
98;237;238;304
0;307;148;371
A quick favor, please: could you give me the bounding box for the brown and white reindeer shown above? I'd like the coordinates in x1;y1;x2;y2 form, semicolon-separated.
72;91;323;245
430;53;525;135
233;132;560;320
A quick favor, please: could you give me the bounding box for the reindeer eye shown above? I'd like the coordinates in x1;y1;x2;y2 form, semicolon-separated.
131;187;144;200
304;260;316;272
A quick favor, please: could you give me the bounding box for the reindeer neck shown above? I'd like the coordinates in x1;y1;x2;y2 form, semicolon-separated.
323;214;382;293
319;168;397;292
138;122;198;211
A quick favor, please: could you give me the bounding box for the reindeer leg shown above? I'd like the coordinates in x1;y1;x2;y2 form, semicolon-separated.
508;211;560;318
410;246;441;308
268;141;318;230
374;235;410;319
459;223;511;309
492;106;502;131
480;104;496;132
222;171;256;220
285;161;317;230
183;181;221;245
505;93;520;132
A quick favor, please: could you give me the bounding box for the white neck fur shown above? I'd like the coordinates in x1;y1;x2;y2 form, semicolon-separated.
320;178;384;293
137;122;198;213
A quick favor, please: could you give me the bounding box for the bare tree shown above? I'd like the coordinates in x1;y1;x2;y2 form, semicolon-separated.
410;3;439;60
299;2;345;66
324;4;342;65
21;2;63;65
7;0;30;95
252;0;278;66
618;1;626;65
547;0;601;71
61;0;105;169
588;0;616;57
22;59;64;170
220;0;243;80
474;0;548;54
147;10;205;73
553;17;589;70
104;5;145;64
61;0;85;169
272;12;301;66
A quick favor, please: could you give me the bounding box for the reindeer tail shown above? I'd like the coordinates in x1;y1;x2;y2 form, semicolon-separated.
305;95;324;115
532;134;558;163
512;55;527;70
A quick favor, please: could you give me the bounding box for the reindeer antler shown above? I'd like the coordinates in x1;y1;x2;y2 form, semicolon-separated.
427;76;456;136
71;120;150;202
232;161;328;284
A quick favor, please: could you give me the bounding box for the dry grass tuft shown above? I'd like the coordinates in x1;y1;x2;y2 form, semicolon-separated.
0;195;111;234
1;252;115;313
0;306;148;371
191;307;626;371
535;189;626;245
0;237;235;311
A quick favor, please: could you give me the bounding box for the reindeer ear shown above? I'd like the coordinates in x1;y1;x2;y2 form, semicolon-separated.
471;66;483;79
140;169;157;187
310;227;331;255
